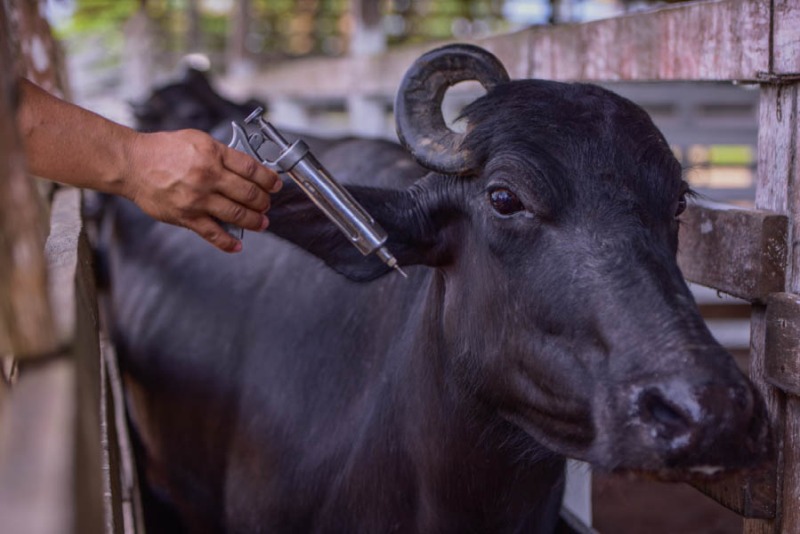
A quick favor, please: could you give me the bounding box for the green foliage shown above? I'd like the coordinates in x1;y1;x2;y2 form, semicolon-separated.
708;145;754;166
53;0;511;57
56;0;140;36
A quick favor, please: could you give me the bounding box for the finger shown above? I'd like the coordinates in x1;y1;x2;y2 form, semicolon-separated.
186;217;242;253
207;194;269;232
220;146;282;193
215;170;272;213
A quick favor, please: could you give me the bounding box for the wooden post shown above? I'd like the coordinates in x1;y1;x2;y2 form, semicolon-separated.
185;0;202;52
0;2;106;533
121;4;159;103
347;0;389;138
744;0;800;529
226;0;253;77
0;0;58;358
745;80;800;534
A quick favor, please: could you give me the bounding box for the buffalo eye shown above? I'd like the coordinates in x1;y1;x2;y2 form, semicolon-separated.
675;192;688;217
675;187;692;217
488;188;525;216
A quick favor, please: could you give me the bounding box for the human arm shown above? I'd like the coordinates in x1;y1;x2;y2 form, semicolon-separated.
15;78;282;252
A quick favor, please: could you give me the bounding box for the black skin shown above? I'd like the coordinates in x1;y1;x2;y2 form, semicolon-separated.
104;78;769;533
131;67;264;134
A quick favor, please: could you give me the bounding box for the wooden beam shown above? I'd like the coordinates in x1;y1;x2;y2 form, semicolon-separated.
526;0;770;82
226;0;775;104
691;466;776;519
677;201;787;302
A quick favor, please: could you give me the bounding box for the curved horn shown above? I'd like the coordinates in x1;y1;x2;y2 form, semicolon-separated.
395;44;510;175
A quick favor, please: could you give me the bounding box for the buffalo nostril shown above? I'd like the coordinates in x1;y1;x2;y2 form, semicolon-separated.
639;388;690;437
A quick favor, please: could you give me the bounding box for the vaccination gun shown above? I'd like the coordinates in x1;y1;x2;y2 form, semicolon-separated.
227;107;406;278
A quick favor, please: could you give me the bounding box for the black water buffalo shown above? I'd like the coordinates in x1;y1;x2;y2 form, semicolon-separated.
131;66;264;136
103;45;769;533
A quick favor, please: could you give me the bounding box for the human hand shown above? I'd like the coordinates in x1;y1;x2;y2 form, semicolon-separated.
122;129;282;252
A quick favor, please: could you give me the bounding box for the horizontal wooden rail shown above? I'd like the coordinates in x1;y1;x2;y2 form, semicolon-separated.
226;0;800;106
677;201;787;302
692;466;776;519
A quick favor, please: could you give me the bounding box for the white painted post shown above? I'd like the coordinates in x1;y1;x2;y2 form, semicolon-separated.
563;460;593;527
347;0;388;138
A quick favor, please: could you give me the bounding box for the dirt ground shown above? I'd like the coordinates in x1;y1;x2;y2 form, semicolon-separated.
592;473;741;534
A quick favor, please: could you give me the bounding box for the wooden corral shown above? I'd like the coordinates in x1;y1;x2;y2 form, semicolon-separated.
0;0;798;533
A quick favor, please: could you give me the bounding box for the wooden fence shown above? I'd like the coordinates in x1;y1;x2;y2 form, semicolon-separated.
1;0;798;532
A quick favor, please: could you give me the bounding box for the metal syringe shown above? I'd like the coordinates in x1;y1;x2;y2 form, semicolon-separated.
227;107;406;277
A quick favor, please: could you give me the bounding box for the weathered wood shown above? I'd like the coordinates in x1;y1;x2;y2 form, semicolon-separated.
102;336;146;534
764;293;800;396
781;397;800;533
0;357;77;534
755;86;796;213
8;0;69;98
0;2;57;357
743;80;799;534
0;188;104;534
676;201;787;302
526;0;770;82
691;465;776;518
225;0;252;77
774;78;800;534
228;0;774;105
773;0;800;74
743;305;784;534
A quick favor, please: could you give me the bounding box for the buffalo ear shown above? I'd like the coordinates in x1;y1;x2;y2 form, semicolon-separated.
265;178;459;282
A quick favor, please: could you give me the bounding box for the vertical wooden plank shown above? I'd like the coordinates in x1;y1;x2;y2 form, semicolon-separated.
10;0;69;98
772;0;800;74
0;358;78;534
347;0;389;138
745;78;800;534
744;305;784;534
0;0;56;357
226;0;252;77
121;7;159;103
1;2;106;533
777;80;800;534
780;399;800;533
0;189;106;534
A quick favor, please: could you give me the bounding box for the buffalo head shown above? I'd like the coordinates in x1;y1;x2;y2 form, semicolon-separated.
268;44;770;477
131;67;262;135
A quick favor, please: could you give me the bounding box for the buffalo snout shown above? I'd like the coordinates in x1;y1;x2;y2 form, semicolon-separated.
617;366;770;475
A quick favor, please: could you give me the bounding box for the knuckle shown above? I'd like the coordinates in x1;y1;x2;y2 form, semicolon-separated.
202;226;220;242
245;183;261;203
229;204;246;222
242;158;259;177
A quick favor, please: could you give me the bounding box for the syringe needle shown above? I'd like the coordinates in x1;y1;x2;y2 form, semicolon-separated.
376;246;407;279
393;264;408;278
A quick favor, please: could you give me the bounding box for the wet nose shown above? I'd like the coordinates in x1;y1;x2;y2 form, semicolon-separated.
634;378;759;466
